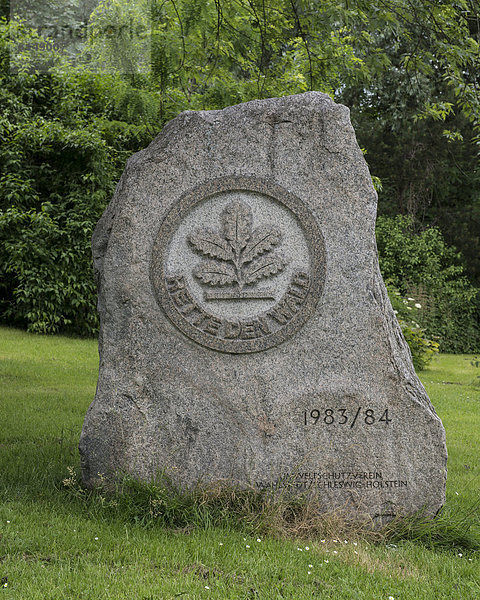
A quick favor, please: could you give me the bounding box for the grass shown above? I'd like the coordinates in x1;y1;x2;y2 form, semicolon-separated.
1;325;479;599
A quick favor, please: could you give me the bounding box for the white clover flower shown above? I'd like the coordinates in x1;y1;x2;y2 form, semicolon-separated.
94;537;99;540
458;553;463;557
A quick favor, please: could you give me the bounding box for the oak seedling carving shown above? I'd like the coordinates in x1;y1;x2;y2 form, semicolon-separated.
189;201;286;300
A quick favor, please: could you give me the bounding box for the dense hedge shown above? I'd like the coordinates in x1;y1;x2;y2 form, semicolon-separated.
0;20;158;335
377;216;480;353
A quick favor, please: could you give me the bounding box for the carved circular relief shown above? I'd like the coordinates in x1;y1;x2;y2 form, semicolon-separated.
151;176;326;353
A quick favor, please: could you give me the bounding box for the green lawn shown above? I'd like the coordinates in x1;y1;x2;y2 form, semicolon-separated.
1;326;479;599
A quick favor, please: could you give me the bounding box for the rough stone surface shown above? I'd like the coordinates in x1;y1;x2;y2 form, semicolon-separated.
79;92;447;521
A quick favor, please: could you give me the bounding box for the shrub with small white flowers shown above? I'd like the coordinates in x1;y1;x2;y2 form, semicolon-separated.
387;285;439;370
377;215;480;353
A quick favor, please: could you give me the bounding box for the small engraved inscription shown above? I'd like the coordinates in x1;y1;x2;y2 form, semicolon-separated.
303;407;392;427
165;270;311;342
254;471;408;491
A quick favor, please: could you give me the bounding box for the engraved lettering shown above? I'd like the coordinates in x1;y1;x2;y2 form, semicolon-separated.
292;271;310;288
254;315;270;336
189;305;209;328
166;275;185;292
287;286;306;299
303;407;393;427
285;291;303;308
289;272;310;298
254;471;407;491
240;321;257;339
171;289;194;312
179;301;197;316
224;320;241;339
266;272;309;325
202;316;222;336
267;297;296;324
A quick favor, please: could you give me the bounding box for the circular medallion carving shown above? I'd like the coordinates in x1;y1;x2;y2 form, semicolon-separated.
151;176;326;353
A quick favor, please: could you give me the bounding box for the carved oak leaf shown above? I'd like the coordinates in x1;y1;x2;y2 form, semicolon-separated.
189;229;234;261
193;261;237;286
241;226;281;265
243;255;287;285
223;201;251;253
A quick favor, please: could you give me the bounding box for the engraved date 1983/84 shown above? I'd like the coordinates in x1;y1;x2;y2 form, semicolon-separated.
303;407;392;428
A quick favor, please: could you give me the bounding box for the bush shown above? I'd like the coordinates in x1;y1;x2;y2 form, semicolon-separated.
377;215;480;353
387;286;439;370
0;19;159;335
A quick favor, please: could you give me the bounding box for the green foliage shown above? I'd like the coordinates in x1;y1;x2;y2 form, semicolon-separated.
388;286;439;370
470;356;480;388
383;502;480;552
0;18;159;335
400;324;439;371
0;202;99;334
85;0;151;74
334;2;480;285
377;216;480;353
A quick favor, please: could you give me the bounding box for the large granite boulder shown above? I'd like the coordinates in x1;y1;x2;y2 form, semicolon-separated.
79;92;447;521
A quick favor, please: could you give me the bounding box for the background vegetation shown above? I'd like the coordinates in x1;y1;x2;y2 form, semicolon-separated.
0;327;479;598
0;0;479;353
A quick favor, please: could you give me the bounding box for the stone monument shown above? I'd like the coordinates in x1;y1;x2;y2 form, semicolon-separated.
80;92;447;521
